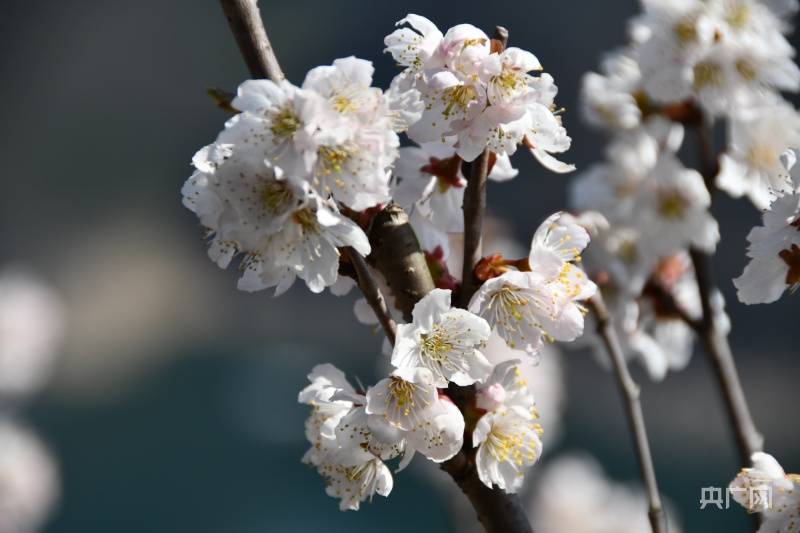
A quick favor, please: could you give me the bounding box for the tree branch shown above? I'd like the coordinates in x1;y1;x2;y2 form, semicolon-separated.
589;295;667;533
343;247;396;346
216;9;534;531
458;26;507;308
219;0;285;82
689;248;764;465
367;204;436;322
689;121;763;467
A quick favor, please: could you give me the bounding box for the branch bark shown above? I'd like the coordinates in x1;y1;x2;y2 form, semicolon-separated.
367;204;436;322
459;149;490;308
689;248;764;465
589;295;667;533
343;247;397;346
689;122;763;467
219;0;285;82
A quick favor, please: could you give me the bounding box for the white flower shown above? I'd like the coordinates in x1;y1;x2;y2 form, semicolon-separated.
632;151;719;255
385;14;573;171
298;364;360;466
0;272;63;401
473;405;543;493
729;452;800;532
0;419;59;533
476;360;535;413
717;101;800;209
384;14;444;76
482;333;565;443
571;118;684;223
301;57;405;210
391;288;491;387
581;50;643;131
231;79;322;177
734;185;800;304
365;367;465;468
366;367;438;432
469;213;596;356
633;0;799;116
530;454;684;533
319;447;394;512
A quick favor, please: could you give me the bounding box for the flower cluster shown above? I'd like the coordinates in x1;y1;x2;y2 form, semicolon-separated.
569;120;725;379
186;11;590;514
729;452;800;531
569;0;800;374
182;56;419;294
182;13;576;299
301;209;596;510
385;15;574;171
300;289;543;509
582;0;800;209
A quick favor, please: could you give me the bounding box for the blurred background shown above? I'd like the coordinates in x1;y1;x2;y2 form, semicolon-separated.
1;0;798;531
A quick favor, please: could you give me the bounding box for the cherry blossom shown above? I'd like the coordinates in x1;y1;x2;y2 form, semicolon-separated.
391;289;492;387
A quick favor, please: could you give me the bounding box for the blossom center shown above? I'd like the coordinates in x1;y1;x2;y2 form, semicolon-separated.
694;62;722;89
736;59;757;81
495;286;529;321
658;191;688;219
317;145;353;176
260;180;292;213
673;18;698;45
332;94;357;114
270;107;300;138
746;144;777;171
292;208;319;233
726;4;750;29
387;377;418;415
442;84;477;118
419;325;453;363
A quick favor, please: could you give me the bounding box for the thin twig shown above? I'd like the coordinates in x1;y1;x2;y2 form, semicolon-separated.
219;0;285;82
689;122;763;467
589;295;667;533
343;247;397;346
458;26;507;308
689;248;764;465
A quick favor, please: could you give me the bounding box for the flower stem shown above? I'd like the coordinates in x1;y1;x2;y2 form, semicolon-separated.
589;295;667;533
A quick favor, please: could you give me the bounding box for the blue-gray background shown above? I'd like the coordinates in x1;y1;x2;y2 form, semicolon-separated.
2;1;798;531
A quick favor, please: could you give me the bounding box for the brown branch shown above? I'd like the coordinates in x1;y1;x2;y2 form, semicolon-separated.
441;452;533;533
689;121;763;467
343;247;396;346
589;295;667;533
689;248;764;465
219;0;285;82
367;204;436;322
458;26;507;308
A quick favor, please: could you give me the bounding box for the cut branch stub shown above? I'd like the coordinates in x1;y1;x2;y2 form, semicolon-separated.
367;204;435;322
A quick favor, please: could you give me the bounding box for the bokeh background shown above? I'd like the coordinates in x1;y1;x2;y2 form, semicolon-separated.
2;0;798;531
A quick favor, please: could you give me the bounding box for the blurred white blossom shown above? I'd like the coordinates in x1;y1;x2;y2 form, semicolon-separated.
0;419;59;533
0;271;63;402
